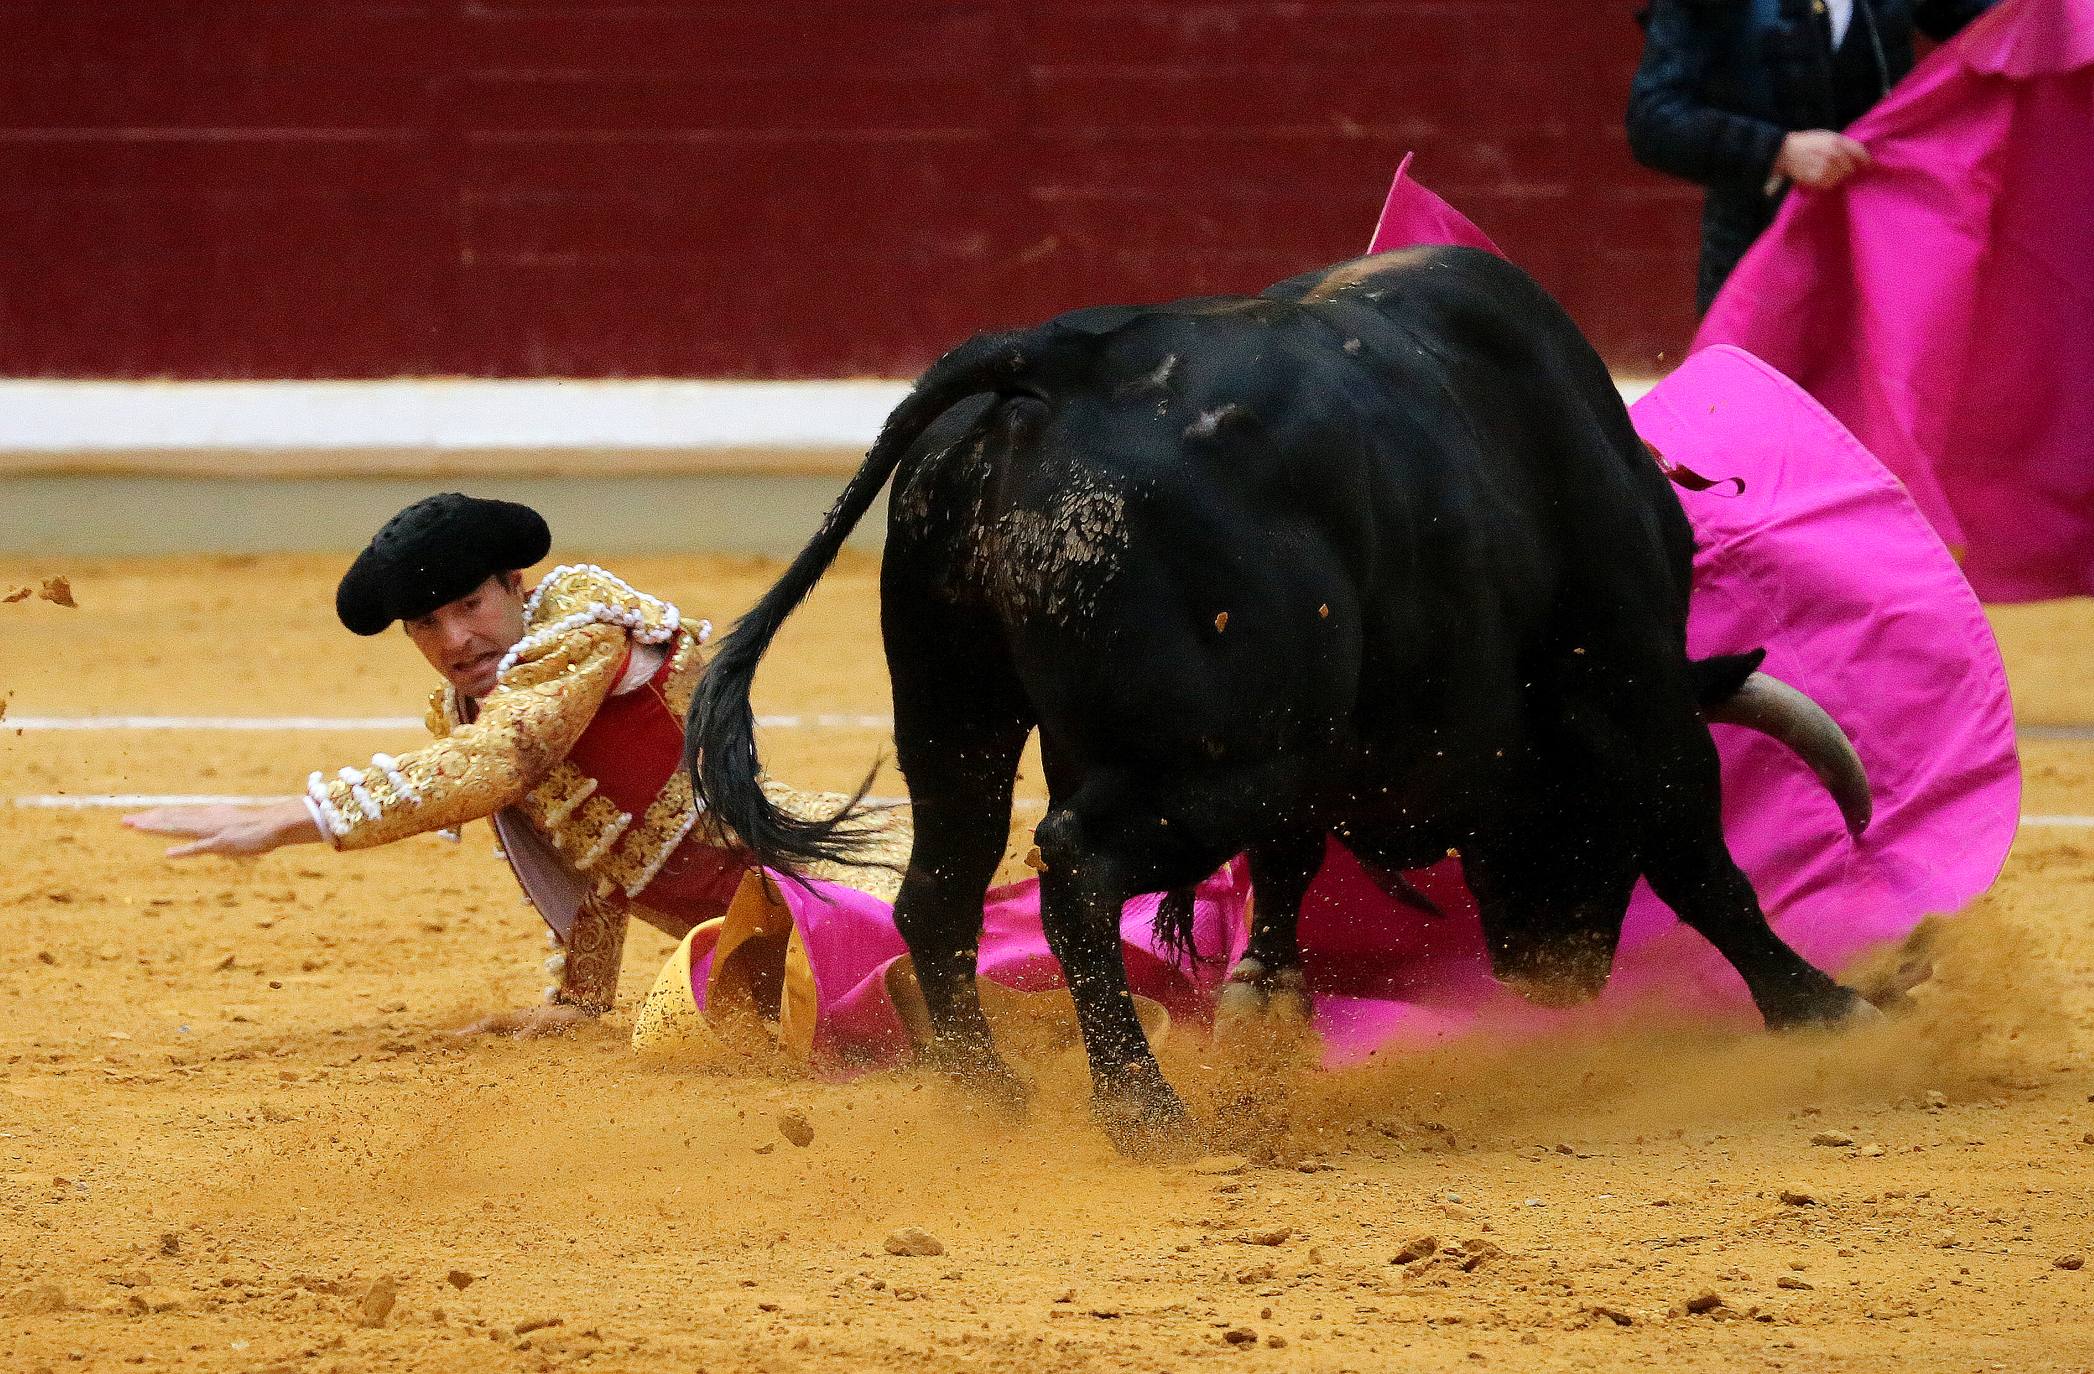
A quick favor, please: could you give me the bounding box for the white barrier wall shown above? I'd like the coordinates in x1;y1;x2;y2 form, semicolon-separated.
0;379;1657;554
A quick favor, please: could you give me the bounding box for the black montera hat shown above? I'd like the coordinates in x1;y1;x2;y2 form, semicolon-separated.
335;493;551;635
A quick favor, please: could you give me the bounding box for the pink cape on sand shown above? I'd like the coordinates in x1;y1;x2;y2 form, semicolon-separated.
1695;0;2094;603
660;163;2020;1074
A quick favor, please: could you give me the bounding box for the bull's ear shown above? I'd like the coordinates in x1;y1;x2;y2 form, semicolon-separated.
1688;648;1769;707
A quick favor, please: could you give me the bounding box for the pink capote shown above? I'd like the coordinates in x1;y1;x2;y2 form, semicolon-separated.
667;164;2020;1073
1695;0;2094;602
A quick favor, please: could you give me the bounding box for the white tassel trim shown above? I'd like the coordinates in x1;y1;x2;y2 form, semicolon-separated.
540;776;598;829
624;809;699;898
306;772;352;838
370;752;421;805
505;564;684;682
572;811;634;871
335;766;383;822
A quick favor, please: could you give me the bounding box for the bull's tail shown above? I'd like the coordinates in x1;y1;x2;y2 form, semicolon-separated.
1150;887;1220;969
686;329;1042;876
1692;648;1873;835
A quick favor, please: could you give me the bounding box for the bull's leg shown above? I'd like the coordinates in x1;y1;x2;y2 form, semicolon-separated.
1462;835;1638;1006
892;751;1029;1104
1217;828;1326;1027
884;596;1034;1104
1032;808;1194;1155
1640;738;1869;1028
1642;837;1868;1027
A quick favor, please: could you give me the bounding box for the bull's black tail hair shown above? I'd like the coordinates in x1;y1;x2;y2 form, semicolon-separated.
685;329;1041;878
1688;647;1767;707
1151;887;1222;970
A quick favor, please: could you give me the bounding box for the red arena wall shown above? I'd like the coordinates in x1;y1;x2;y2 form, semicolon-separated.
0;1;1701;379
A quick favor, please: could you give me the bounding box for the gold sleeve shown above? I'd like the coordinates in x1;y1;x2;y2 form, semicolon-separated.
306;623;628;850
423;686;456;738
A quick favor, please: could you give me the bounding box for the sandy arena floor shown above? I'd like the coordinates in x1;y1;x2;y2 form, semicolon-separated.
3;554;2093;1374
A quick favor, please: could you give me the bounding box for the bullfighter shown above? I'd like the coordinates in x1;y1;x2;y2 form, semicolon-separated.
125;493;907;1041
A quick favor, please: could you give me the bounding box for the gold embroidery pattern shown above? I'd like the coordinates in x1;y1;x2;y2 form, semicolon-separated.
561;794;634;871
553;892;629;1014
658;631;707;720
753;779;913;906
506;563;702;680
593;767;699;899
526;764;599;831
425;687;458;738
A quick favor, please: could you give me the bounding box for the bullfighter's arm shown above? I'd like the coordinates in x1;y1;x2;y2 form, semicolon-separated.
305;623;627;850
1626;1;1787;190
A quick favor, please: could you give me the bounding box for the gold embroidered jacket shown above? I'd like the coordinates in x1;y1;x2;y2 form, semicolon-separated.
306;564;703;878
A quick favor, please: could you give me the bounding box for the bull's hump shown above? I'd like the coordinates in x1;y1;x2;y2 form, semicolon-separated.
1299;245;1451;304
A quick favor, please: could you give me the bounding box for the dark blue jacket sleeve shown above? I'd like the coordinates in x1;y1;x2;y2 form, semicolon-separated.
1627;0;1787;189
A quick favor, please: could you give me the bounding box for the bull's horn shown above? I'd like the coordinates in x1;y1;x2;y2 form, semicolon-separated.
1702;671;1873;835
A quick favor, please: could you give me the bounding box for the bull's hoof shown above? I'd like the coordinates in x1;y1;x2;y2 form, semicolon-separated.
1854;951;1935;1012
1214;959;1311;1034
1096;1084;1202;1161
1500;973;1607;1010
1763;981;1880;1032
924;1043;1033;1119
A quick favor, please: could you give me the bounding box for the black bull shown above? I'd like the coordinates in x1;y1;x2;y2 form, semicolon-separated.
688;246;1877;1153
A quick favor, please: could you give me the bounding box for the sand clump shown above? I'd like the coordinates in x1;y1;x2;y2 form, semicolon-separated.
882;1227;945;1258
777;1108;816;1148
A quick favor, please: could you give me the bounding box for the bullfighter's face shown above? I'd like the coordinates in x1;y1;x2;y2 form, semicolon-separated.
403;571;528;699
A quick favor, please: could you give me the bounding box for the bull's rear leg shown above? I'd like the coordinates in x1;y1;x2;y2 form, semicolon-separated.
894;763;1030;1106
1642;744;1870;1029
1217;828;1326;1029
1033;809;1195;1155
884;602;1034;1106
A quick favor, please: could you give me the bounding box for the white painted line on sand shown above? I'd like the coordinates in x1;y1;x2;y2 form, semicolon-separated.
2022;725;2094;741
17;794;293;809
9;713;893;732
14;792;1051;813
11;716;425;732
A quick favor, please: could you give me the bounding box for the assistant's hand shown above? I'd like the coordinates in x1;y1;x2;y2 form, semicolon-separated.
123;799;320;859
1774;129;1873;190
449;1003;599;1039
